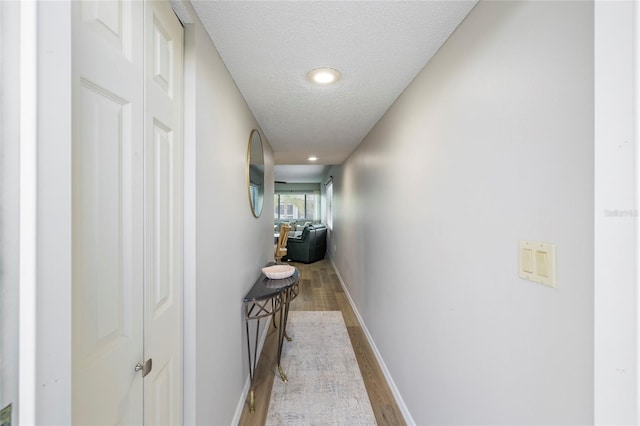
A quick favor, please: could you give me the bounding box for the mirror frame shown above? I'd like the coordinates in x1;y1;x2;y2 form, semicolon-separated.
247;129;265;218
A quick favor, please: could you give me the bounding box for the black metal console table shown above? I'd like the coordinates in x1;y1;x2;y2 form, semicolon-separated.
242;266;299;413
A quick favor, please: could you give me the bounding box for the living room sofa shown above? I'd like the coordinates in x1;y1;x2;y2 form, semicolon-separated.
285;224;327;264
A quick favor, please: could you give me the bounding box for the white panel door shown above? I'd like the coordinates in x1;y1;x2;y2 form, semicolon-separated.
143;2;184;424
72;1;145;424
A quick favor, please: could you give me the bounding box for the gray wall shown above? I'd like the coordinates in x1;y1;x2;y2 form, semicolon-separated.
182;5;276;424
330;2;594;424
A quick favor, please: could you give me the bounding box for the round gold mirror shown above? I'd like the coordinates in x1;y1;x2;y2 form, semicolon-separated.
247;129;265;217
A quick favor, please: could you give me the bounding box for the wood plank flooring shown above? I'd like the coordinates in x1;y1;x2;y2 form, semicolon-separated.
238;258;406;425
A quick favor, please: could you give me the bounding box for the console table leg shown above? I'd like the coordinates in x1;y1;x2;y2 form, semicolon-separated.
275;292;289;382
271;298;278;329
282;288;293;343
278;364;288;382
244;310;261;414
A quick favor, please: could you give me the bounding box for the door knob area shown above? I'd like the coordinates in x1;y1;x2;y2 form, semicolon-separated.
134;359;153;377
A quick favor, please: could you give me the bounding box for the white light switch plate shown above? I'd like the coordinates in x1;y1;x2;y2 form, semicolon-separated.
519;240;556;288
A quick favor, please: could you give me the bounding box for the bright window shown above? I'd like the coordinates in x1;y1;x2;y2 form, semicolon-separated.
326;180;333;230
274;193;318;221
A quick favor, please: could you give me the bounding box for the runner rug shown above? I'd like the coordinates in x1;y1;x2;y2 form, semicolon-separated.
265;311;377;425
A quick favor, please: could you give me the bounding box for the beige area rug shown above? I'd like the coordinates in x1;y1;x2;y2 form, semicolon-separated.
265;311;377;425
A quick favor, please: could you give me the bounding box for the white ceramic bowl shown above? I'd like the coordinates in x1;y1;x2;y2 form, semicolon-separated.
262;264;295;279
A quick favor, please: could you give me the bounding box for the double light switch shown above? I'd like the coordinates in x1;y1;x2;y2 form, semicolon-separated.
519;240;556;288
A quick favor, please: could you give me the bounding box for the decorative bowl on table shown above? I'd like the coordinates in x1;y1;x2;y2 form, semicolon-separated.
262;264;295;279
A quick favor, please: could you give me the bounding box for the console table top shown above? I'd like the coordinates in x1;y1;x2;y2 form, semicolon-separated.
242;267;300;302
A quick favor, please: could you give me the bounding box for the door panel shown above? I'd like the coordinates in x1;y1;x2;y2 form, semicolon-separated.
148;360;173;424
72;1;144;424
152;18;173;95
150;119;174;316
76;81;130;362
80;0;131;58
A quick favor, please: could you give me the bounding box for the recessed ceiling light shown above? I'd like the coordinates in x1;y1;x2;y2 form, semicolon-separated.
307;156;318;161
306;68;341;85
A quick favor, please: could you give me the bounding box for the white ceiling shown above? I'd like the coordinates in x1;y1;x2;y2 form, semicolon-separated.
189;0;477;177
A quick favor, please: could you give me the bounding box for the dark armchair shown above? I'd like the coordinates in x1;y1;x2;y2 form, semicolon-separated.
285;224;327;264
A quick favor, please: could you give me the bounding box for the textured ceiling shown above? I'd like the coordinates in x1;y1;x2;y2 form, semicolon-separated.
190;1;477;167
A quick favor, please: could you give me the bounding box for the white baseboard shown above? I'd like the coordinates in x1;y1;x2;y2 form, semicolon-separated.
328;255;416;426
231;319;270;425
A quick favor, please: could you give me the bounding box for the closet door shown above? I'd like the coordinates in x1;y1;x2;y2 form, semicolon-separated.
143;1;184;424
72;1;184;424
72;1;145;424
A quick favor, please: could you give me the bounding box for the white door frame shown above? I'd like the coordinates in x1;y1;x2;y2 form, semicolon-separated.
18;1;37;424
594;1;638;424
30;1;73;424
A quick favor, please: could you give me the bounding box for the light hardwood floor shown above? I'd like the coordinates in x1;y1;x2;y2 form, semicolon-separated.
238;258;406;425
